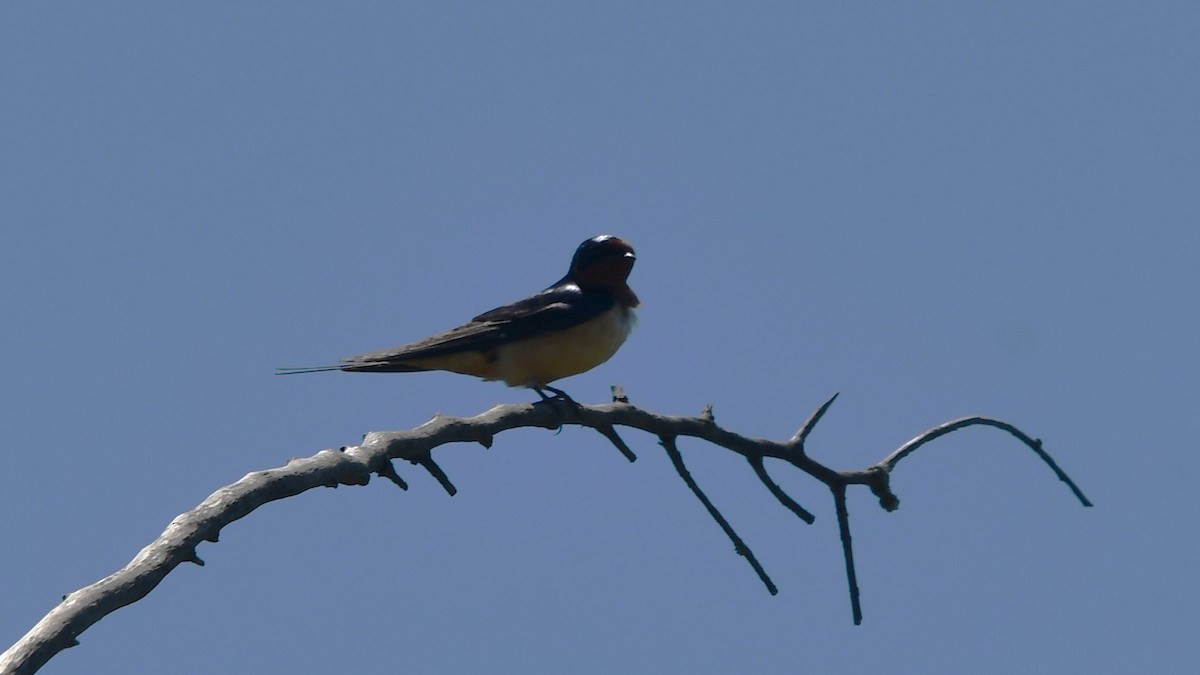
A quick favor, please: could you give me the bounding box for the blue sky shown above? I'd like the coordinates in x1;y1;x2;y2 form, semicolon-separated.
2;3;1196;673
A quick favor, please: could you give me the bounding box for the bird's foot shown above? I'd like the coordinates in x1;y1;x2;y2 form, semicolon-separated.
533;386;579;406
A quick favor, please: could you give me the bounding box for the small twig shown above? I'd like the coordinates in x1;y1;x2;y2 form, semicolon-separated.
376;461;409;491
593;424;637;462
831;484;862;625
748;455;816;524
414;456;457;496
660;435;778;596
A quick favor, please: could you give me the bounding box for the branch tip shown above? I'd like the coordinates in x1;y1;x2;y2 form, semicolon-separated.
748;455;816;524
377;461;409;491
416;456;457;496
595;424;637;462
791;392;839;446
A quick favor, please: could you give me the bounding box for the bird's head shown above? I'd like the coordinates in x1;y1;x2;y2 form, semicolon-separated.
568;235;639;307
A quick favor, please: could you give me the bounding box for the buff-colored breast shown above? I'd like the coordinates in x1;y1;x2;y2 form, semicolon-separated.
490;304;636;387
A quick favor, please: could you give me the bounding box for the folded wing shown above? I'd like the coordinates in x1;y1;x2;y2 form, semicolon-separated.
337;285;614;373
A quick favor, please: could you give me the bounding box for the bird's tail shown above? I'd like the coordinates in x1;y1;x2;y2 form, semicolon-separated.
274;364;346;375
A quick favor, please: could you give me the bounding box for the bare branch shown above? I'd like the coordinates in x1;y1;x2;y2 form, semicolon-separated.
594;423;638;462
880;416;1092;507
376;460;410;491
2;448;373;675
414;455;457;496
660;434;778;595
1;395;1088;674
747;455;816;524
831;484;863;625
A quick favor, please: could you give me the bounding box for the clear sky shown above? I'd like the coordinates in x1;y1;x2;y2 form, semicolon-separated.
2;3;1196;673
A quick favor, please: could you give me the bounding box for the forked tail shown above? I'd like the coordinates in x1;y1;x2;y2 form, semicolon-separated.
274;365;345;375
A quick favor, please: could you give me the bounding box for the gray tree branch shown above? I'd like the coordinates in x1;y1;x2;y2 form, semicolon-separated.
0;392;1091;674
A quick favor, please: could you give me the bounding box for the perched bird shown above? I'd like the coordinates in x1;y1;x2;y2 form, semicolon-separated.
277;235;639;401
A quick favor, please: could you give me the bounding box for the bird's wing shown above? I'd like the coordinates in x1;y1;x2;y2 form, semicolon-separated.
338;285;614;369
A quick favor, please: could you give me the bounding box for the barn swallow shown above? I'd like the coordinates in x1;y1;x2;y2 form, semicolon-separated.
277;235;639;401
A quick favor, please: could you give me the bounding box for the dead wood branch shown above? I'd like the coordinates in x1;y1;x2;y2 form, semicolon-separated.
0;392;1090;674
